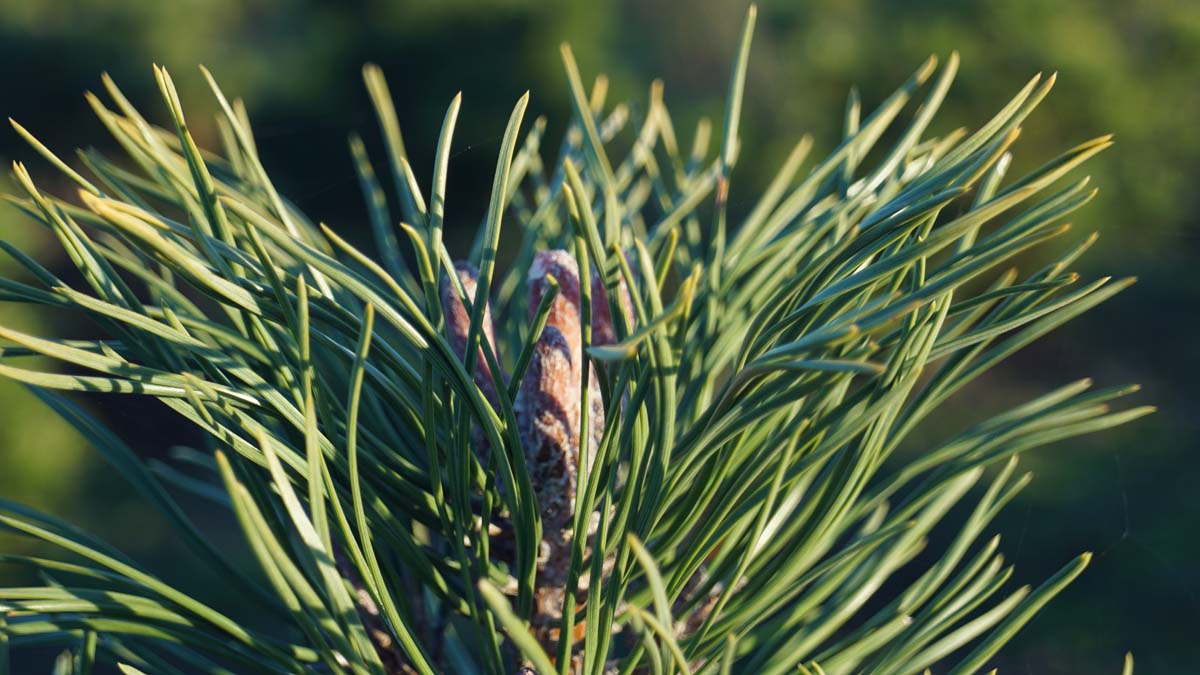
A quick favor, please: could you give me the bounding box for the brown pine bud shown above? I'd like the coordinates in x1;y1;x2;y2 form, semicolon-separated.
517;250;609;645
440;261;502;408
590;268;635;348
517;250;603;533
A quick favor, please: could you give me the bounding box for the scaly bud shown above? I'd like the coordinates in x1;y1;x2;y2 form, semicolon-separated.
440;261;502;407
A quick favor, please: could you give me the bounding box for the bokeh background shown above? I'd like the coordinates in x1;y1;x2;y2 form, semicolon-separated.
0;0;1196;671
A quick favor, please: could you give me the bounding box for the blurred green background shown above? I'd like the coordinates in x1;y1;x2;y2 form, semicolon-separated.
0;0;1196;671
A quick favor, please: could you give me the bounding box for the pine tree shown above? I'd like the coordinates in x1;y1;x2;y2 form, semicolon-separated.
0;6;1147;673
